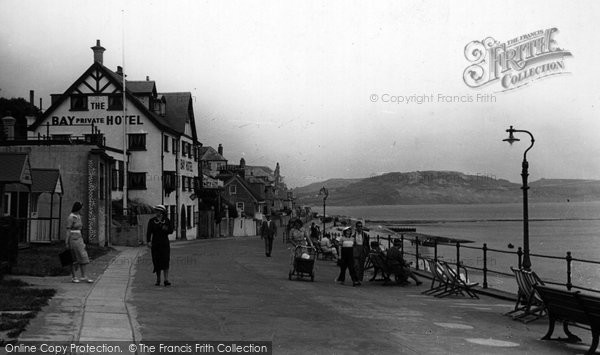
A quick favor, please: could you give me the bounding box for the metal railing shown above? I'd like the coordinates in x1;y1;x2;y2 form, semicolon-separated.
328;231;600;295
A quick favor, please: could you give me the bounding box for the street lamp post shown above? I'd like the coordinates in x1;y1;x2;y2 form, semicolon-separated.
503;125;535;270
319;186;329;240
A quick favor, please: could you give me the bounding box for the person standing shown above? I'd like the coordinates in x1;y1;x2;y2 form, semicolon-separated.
353;221;370;282
147;205;174;286
337;227;360;286
65;202;93;283
261;215;277;257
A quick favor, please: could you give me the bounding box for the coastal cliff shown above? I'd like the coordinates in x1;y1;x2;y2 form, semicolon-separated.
294;171;600;205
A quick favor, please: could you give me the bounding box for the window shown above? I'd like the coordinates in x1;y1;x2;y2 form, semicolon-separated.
193;177;200;190
112;161;124;191
128;172;146;190
128;134;146;150
163;135;169;152
163;171;176;193
70;95;88;111
236;202;244;211
172;138;177;154
3;193;10;216
193;146;198;161
187;206;192;228
181;176;186;190
181;142;188;157
229;185;237;195
108;95;123;110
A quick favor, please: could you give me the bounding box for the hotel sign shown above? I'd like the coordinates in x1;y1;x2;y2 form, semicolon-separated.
463;28;572;91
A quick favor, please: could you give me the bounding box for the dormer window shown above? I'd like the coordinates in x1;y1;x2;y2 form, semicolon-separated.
70;95;88;111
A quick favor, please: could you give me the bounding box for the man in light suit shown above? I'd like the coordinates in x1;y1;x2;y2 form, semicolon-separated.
261;215;277;257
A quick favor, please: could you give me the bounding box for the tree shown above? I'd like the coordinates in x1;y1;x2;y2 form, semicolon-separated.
0;97;42;140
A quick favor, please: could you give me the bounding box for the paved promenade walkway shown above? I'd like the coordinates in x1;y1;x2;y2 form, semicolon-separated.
13;234;595;354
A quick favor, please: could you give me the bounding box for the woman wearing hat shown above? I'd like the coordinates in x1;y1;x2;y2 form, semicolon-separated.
65;201;93;283
336;226;360;286
147;205;174;286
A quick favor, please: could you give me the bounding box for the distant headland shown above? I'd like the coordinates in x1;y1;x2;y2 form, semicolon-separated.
293;171;600;206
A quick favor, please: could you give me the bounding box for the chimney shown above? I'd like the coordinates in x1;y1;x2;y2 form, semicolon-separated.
2;112;16;140
146;76;150;81
29;90;34;106
39;97;43;111
218;144;223;156
91;39;106;64
116;66;123;76
51;94;61;106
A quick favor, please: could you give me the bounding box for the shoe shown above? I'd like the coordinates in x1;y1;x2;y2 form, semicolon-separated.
71;278;80;283
155;281;161;286
416;281;423;286
83;278;94;283
353;282;362;287
164;281;171;287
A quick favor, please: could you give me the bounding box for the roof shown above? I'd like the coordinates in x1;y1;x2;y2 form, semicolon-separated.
199;146;226;161
29;62;187;138
0;153;32;184
126;81;156;95
30;169;62;194
246;165;274;178
224;175;264;202
161;92;198;140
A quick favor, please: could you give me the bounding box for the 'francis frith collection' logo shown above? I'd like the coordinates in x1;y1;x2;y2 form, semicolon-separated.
463;28;572;91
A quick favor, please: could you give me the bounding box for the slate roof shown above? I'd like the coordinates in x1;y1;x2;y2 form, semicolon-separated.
0;153;30;183
127;81;156;95
224;175;264;202
30;62;197;141
199;146;226;161
161;92;198;140
30;169;62;194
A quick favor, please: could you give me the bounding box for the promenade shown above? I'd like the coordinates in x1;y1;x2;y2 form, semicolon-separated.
12;232;595;354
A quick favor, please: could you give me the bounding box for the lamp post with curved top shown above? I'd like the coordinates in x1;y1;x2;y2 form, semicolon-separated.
503;125;535;270
318;186;329;240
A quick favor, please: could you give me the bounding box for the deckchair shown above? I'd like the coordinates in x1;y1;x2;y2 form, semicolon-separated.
435;261;479;298
421;258;449;296
368;251;392;284
505;267;546;323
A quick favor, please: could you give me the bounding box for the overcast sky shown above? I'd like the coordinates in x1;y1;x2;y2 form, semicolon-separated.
1;0;598;187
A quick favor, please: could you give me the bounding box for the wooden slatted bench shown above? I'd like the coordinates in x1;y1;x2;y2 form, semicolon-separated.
534;285;600;355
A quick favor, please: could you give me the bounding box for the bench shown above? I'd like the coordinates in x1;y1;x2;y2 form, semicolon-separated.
534;285;600;355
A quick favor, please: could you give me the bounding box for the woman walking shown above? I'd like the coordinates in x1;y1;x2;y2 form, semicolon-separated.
147;205;174;286
65;202;93;283
336;226;360;286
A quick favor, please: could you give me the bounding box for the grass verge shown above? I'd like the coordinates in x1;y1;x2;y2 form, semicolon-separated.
11;244;113;276
0;279;56;344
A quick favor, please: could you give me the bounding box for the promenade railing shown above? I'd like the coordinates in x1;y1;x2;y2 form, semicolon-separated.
328;232;600;295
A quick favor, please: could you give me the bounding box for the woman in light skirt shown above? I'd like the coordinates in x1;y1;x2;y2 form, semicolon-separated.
65;201;93;283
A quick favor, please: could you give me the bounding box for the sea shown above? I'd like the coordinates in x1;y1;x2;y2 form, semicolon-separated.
323;201;600;294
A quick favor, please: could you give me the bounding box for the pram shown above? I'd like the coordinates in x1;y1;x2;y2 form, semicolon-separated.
288;244;316;281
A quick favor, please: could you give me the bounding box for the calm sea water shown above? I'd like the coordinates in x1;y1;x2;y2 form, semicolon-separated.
324;201;600;293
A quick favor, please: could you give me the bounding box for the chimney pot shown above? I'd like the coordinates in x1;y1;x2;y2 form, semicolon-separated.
116;66;123;75
218;144;223;156
146;76;149;81
91;39;106;64
29;90;34;105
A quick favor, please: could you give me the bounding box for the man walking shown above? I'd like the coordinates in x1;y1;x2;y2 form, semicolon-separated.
261;215;277;257
353;221;370;281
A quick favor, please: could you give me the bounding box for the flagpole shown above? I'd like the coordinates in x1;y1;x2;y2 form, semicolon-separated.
122;9;128;216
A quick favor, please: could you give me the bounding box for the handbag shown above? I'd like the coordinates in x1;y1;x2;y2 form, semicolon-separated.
59;249;74;266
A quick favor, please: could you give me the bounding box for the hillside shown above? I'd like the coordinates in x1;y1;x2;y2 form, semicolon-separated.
293;171;600;206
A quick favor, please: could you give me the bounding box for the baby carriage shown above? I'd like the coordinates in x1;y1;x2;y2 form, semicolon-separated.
288;244;316;281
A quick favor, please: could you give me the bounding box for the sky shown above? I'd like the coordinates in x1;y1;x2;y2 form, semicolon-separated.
1;0;599;187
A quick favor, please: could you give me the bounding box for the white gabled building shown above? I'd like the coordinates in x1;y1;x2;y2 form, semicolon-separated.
29;40;200;240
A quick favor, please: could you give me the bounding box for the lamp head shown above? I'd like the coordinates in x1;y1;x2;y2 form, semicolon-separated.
503;126;520;145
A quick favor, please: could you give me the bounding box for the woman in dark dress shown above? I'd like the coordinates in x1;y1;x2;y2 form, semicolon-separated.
147;205;174;286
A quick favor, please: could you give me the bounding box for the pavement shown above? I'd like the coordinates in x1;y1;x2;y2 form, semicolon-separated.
7;231;597;355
